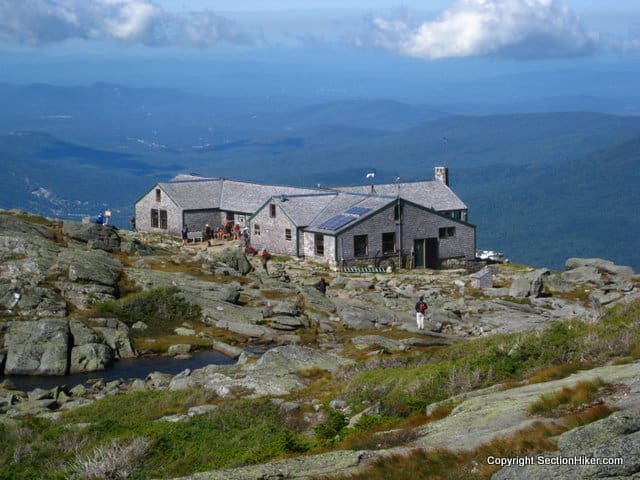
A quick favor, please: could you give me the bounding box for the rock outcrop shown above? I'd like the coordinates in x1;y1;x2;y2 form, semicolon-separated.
492;409;640;479
4;320;70;375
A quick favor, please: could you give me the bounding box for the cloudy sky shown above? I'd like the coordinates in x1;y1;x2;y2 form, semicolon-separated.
0;0;638;103
1;0;638;55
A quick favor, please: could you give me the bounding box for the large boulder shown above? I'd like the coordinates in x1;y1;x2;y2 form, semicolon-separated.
218;285;241;304
56;249;122;287
563;258;635;290
214;319;278;339
250;345;352;375
351;335;408;352
69;319;103;345
69;344;113;373
509;269;550;298
89;318;137;359
0;213;54;240
63;222;121;252
55;281;116;309
334;298;399;329
4;320;70;375
211;248;254;275
12;286;67;318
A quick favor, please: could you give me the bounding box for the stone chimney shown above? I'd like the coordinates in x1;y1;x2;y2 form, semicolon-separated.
435;166;449;186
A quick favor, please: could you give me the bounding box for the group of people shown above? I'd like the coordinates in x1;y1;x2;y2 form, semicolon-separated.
95;210;112;225
203;221;246;242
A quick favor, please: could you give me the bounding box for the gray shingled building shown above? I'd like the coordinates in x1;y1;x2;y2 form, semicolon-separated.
135;168;475;269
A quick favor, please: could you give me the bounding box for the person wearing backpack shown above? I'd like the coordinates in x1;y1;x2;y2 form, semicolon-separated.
415;295;427;330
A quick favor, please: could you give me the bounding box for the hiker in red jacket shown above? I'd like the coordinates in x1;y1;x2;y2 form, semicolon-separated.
415;295;427;330
260;247;270;274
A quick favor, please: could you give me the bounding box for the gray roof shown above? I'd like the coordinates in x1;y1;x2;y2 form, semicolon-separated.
159;179;222;210
335;181;467;211
146;177;466;220
219;180;322;213
277;194;337;226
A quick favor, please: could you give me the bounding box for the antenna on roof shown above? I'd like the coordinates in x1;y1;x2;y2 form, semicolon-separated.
442;136;448;167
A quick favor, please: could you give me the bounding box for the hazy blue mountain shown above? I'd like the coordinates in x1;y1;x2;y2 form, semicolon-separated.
269;99;447;131
0;83;446;151
459;135;640;270
193;112;640;184
0;132;172;222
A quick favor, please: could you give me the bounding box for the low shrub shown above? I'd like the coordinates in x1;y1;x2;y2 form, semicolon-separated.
528;378;605;416
67;436;152;480
526;360;593;384
315;409;348;446
95;286;201;333
2;392;313;479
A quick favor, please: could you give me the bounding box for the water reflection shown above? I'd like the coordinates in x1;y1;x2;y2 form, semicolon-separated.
5;350;235;392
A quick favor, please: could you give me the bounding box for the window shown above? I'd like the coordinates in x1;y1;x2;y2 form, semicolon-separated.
150;209;159;228
315;233;324;256
394;203;403;220
226;212;235;222
150;209;167;229
382;232;396;254
155;188;161;202
159;210;168;229
354;235;368;257
439;227;456;239
254;224;261;236
285;228;292;241
269;204;276;218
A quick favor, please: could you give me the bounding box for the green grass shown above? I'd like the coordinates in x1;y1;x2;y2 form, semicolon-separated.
0;390;313;479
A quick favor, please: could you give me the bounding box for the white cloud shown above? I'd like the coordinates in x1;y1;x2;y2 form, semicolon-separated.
0;0;252;47
368;0;598;60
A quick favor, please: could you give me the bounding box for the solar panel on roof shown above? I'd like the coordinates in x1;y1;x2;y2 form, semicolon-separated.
344;206;370;216
318;215;356;231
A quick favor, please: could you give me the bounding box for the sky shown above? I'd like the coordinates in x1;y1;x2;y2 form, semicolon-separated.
0;0;638;104
1;0;638;55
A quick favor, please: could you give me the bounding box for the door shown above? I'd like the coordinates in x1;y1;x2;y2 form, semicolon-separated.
414;239;425;268
426;237;439;268
413;238;439;269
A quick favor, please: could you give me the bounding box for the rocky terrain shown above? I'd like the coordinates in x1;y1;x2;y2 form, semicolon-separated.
0;209;639;479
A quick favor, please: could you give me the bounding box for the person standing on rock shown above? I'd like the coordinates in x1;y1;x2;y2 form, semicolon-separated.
181;225;189;246
415;295;427;330
314;278;328;295
260;247;270;274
